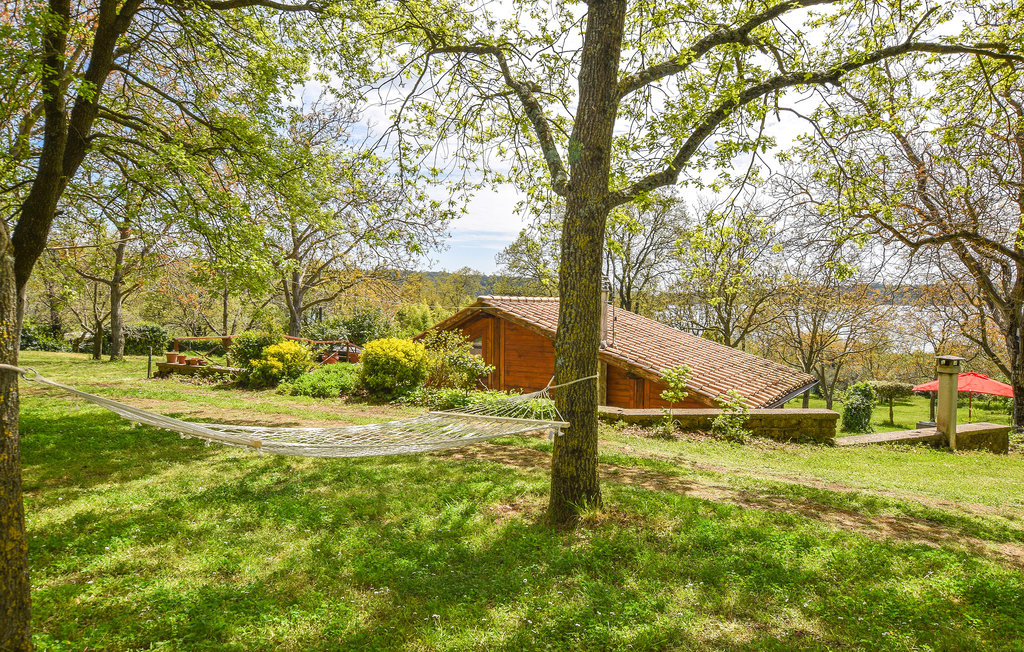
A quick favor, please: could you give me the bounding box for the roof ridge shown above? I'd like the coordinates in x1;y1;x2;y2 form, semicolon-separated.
480;295;559;302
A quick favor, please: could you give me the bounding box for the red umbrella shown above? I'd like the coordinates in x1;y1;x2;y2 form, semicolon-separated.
913;372;1014;421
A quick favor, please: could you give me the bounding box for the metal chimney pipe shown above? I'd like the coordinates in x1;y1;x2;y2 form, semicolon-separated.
600;276;610;348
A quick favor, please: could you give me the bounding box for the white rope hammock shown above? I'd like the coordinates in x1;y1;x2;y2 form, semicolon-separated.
0;364;589;458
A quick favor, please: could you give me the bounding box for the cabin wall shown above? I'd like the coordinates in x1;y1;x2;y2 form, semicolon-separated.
438;313;714;408
501;322;555;393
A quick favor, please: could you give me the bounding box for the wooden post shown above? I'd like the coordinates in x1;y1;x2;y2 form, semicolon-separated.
935;355;964;449
598;361;608;406
147;347;152;379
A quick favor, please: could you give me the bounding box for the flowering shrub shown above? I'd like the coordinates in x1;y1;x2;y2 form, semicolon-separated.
359;337;428;399
243;340;314;388
231;331;284;369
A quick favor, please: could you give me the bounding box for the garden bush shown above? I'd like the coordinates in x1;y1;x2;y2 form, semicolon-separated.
20;322;69;352
359;337;428;399
300;315;350;343
342;308;394;346
285;363;361;398
106;323;170;355
230;330;284;369
867;380;915;424
421;329;493;389
841;382;876;433
243;340;315;388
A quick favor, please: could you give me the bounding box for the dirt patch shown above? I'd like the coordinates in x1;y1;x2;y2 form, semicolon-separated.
440;444;1024;569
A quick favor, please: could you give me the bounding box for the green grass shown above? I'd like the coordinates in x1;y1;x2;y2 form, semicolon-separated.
16;352;1024;650
786;393;1012;433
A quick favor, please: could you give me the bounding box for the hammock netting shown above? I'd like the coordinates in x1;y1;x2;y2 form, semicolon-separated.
9;367;570;458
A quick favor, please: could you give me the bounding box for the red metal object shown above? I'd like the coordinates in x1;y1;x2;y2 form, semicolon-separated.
913;372;1014;397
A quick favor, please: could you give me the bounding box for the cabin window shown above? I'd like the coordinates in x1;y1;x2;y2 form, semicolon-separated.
471;337;483;356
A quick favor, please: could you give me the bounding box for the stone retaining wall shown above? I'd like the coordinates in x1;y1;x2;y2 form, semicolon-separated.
953;423;1011;454
598;407;839;444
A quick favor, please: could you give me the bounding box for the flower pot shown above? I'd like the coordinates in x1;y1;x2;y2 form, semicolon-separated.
186;358;198;366
165;352;178;363
175;354;187;364
196;359;207;366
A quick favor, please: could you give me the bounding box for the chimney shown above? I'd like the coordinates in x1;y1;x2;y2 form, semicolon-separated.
600;276;610;348
935;355;964;449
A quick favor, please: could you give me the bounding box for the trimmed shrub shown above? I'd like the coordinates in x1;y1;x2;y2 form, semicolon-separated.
230;330;284;369
285;363;361;398
244;340;315;388
841;382;876;433
421;329;493;390
867;380;915;425
359;337;428;399
710;389;751;443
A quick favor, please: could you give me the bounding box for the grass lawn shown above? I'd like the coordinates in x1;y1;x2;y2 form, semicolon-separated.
16;352;1024;650
786;393;1012;434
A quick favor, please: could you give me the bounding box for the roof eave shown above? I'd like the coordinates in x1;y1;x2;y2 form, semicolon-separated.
763;379;821;409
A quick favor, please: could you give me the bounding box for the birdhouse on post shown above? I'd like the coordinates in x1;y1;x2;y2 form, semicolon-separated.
935;355;964;449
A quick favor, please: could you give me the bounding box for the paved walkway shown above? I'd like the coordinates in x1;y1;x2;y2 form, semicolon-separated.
836;428;944;447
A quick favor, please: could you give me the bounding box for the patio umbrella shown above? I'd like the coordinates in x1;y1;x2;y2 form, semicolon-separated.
912;372;1014;421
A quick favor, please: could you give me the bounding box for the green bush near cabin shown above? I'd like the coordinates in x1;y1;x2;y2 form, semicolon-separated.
359;337;428;399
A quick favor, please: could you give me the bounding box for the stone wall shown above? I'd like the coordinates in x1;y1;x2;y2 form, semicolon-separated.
952;422;1011;454
598;407;839;444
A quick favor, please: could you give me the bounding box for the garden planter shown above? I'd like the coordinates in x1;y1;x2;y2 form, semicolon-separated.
165;352;178;363
196;359;207;366
185;358;198;366
174;354;186;364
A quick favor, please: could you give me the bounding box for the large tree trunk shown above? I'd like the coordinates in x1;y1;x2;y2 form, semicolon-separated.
547;0;626;525
108;231;129;360
285;271;304;337
1006;327;1024;432
1;228;31;651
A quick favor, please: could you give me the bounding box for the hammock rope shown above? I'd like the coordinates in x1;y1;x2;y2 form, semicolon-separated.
0;364;594;458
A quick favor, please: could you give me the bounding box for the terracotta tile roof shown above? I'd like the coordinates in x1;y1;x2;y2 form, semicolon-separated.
465;295;817;408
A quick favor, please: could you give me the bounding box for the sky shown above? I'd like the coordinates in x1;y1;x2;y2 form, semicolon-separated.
419;184;530;273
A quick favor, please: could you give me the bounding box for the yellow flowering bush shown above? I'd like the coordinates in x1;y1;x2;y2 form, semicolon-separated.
244;340;314;388
359;337;428;399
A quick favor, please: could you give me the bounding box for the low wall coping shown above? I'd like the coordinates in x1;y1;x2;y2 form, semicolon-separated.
598;406;839;419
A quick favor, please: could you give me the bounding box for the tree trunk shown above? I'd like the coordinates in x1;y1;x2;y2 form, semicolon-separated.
1007;329;1024;432
285;271;304;337
1;228;31;651
222;275;230;336
109;283;123;360
108;232;128;360
547;0;626;525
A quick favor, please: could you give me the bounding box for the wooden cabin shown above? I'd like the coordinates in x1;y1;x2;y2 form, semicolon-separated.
425;296;817;409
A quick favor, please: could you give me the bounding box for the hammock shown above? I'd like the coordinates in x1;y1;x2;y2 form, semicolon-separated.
0;364;578;458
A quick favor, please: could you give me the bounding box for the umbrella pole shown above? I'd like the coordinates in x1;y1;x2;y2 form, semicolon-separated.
969;393;972;422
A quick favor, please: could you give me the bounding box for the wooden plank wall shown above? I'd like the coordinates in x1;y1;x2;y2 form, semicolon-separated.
441;313;714;409
501;322;555;393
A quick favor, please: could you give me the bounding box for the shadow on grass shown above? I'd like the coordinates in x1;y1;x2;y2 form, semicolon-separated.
20;407;1024;650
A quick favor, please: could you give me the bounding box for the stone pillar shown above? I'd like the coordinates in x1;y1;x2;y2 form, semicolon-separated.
935;355;964;449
